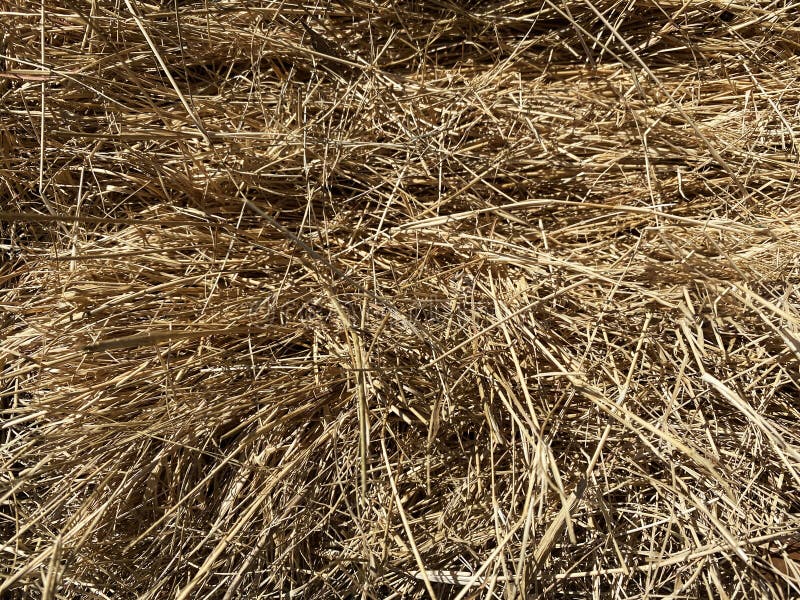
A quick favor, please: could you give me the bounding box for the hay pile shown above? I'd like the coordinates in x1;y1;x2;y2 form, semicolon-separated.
2;1;800;598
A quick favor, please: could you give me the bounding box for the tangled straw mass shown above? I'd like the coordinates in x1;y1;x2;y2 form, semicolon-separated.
1;1;800;598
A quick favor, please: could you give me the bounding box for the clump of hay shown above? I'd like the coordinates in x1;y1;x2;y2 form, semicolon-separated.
2;1;799;598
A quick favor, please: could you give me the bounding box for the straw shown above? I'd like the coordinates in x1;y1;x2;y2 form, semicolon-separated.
2;1;799;597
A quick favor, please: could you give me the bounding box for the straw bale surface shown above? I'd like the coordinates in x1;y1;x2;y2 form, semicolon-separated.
1;1;799;598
